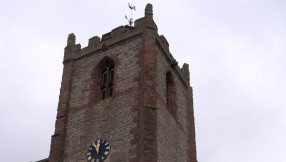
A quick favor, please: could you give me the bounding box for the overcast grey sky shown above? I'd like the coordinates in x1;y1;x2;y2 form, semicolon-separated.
0;0;285;162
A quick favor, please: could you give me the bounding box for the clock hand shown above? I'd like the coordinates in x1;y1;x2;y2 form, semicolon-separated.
92;142;96;148
92;141;100;154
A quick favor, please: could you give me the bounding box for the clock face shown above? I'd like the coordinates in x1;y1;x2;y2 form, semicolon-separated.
86;139;111;162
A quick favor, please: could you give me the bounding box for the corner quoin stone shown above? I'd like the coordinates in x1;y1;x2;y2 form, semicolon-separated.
47;3;197;162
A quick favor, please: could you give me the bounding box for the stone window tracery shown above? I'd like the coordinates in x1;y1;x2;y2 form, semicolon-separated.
100;61;114;100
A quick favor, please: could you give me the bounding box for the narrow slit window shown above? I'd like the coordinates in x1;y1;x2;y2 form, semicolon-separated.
166;77;169;106
109;86;113;97
101;88;106;100
102;71;107;84
166;71;177;118
110;68;114;82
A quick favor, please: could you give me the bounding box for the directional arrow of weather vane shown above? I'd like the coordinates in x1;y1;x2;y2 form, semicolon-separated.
125;3;136;26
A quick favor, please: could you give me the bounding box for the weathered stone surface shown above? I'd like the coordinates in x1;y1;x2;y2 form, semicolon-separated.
62;37;142;162
48;3;197;162
156;45;192;162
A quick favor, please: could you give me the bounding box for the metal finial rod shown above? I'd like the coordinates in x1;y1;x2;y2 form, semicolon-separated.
125;3;136;26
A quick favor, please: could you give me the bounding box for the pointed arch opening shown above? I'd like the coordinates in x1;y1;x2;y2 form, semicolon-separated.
90;56;115;102
99;59;114;100
166;71;177;119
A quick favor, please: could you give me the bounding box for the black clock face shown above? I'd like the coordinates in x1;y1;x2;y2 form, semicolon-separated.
86;139;111;162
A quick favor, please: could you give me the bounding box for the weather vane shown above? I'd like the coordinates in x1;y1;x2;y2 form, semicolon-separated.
125;3;136;26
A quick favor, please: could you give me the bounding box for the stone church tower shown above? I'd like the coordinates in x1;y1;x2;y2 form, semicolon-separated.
47;3;197;162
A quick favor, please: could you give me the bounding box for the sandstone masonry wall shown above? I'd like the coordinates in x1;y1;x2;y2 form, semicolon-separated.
156;45;190;162
49;3;197;162
63;36;142;162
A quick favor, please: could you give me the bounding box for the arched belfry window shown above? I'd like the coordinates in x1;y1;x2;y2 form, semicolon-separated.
166;71;177;118
100;61;114;100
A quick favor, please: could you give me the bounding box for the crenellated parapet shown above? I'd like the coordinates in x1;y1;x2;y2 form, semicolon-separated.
63;25;142;62
63;3;189;85
48;3;197;162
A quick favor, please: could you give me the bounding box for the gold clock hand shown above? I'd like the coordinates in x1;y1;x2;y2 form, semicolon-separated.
92;142;96;148
95;141;100;154
92;141;100;154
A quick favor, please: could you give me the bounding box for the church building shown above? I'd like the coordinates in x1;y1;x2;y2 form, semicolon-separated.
43;3;197;162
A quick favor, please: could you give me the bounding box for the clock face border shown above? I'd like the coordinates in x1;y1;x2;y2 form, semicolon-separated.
86;138;111;162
